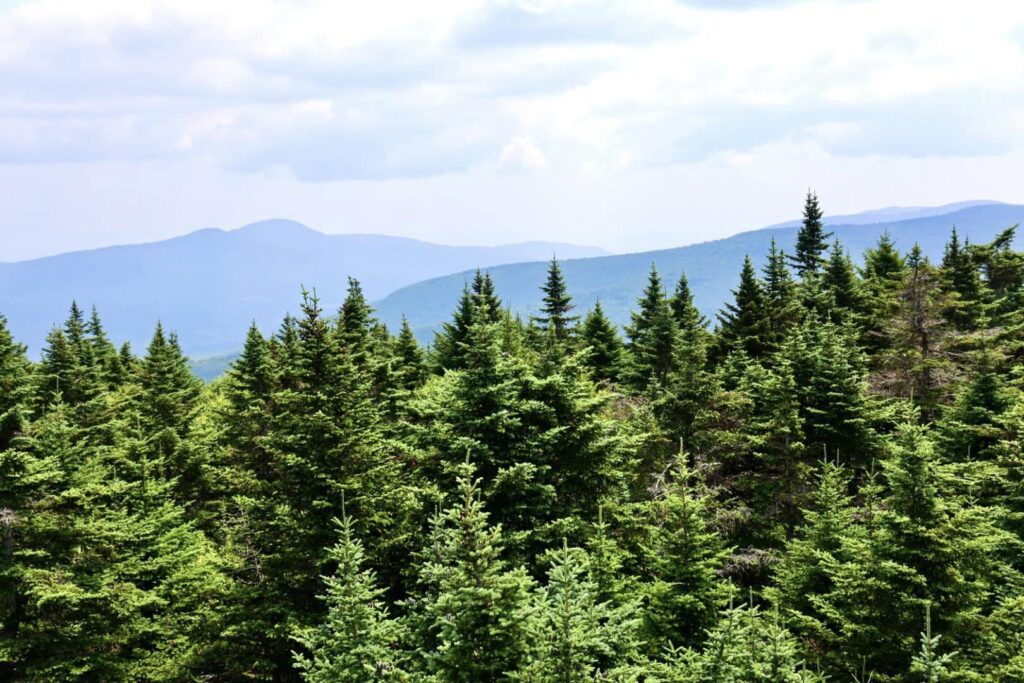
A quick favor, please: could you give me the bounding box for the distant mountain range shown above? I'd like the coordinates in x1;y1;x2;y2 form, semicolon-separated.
375;202;1024;343
4;202;1021;380
0;220;607;357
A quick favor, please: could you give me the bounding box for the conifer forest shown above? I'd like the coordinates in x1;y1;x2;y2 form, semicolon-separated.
5;193;1024;682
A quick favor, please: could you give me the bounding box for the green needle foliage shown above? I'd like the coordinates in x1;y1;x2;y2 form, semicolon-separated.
3;192;1024;681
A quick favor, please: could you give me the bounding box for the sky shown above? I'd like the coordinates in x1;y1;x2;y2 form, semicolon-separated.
3;0;1024;261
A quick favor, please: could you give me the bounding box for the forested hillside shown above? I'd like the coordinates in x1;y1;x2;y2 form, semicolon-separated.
377;201;1024;342
0;219;606;357
3;193;1024;681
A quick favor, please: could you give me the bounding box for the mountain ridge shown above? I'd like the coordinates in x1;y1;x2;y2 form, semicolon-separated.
0;219;608;356
374;202;1024;344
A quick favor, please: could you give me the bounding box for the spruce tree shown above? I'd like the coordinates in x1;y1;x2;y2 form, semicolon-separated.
0;390;229;680
579;301;623;384
876;246;956;418
861;231;907;355
0;314;30;452
532;257;579;345
384;317;426;418
784;316;875;464
294;514;407;682
85;306;124;388
822;239;864;323
472;269;503;324
432;274;500;371
624;265;680;389
339;276;375;353
670;271;710;367
642;458;732;650
762;239;801;351
716;256;769;359
940;227;986;332
413;461;536;682
790;190;832;277
513;542;641;682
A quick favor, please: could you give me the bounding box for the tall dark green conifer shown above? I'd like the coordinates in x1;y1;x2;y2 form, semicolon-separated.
624;265;680;389
580;301;623;384
716;256;769;359
762;239;800;350
0;315;30;452
790;190;831;277
531;257;578;345
642;459;732;650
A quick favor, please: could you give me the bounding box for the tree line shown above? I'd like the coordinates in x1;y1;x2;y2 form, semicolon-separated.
2;191;1024;681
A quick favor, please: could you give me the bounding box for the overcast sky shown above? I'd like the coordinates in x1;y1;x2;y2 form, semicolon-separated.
3;0;1024;260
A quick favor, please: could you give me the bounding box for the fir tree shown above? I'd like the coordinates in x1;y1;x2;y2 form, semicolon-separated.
513;542;641;682
876;246;956;418
822;239;864;323
579;301;623;384
762;239;801;351
472;269;503;324
790;190;832;277
910;604;955;683
384;317;426;417
0;314;30;452
716;256;769;359
294;514;407;682
624;265;680;389
339;276;375;353
642;458;732;650
940;227;986;332
532;257;579;345
413;461;536;682
432;273;501;371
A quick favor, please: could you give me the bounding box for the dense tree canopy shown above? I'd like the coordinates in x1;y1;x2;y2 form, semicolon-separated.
2;193;1024;682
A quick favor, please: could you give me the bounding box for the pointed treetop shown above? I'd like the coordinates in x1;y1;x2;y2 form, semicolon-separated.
790;190;832;277
532;256;578;342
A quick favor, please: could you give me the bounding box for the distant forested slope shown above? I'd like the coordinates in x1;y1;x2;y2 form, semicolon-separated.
0;219;606;357
376;202;1024;341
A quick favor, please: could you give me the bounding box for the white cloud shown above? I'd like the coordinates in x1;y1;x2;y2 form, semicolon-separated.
2;0;1024;256
499;136;548;171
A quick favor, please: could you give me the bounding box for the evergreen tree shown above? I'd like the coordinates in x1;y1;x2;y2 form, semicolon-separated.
940;227;987;332
876;246;956;418
717;256;769;359
579;301;623;384
532;257;579;345
784;317;875;464
384;317;426;418
294;514;407;682
339;276;375;353
0;393;229;680
762;239;801;351
790;190;832;277
513;542;641;682
472;269;503;323
0;315;30;452
670;271;711;368
769;459;856;647
861;231;907;355
939;349;1010;461
624;265;680;389
910;604;955;683
413;462;536;682
432;272;501;371
822;239;864;323
642;458;732;650
231;290;417;678
656;604;825;682
732;356;809;547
